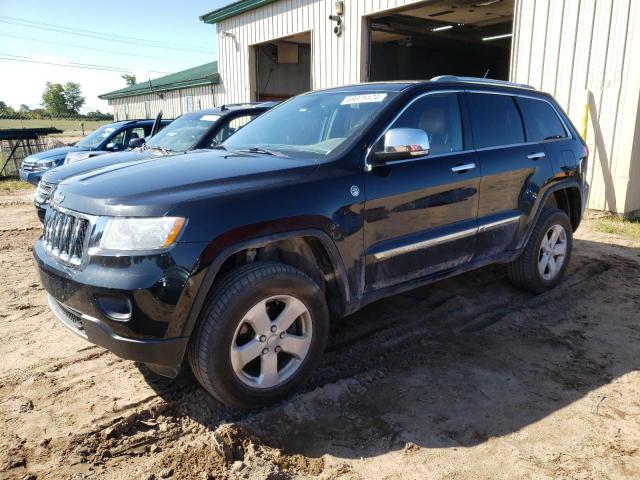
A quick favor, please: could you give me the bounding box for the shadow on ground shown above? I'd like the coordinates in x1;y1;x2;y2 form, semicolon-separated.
139;238;640;460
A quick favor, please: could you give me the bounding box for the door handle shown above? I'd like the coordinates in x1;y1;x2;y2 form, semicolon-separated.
451;162;476;173
527;152;546;160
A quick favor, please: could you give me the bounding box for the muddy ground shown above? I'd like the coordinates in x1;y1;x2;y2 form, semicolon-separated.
1;187;639;480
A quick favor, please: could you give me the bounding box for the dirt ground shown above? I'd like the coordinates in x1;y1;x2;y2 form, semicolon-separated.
1;187;639;480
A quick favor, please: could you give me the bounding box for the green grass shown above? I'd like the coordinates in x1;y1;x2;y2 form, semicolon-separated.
0;178;33;193
0;118;110;133
591;215;640;240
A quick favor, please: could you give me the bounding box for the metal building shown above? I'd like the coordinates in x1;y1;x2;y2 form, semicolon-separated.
99;62;221;121
100;0;639;215
195;0;639;215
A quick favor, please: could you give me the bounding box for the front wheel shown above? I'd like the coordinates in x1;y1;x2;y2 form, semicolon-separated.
188;262;329;408
507;208;573;294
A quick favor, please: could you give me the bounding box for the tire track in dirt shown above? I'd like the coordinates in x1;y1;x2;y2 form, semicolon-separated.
2;187;639;479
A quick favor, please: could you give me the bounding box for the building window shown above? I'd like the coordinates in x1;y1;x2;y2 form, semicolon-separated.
185;95;194;113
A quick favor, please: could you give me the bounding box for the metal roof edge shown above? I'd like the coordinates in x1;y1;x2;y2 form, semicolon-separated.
99;75;220;100
200;0;280;24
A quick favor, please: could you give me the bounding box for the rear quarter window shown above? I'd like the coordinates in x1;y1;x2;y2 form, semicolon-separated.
516;97;567;141
467;93;525;149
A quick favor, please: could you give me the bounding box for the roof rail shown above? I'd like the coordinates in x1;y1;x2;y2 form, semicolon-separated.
219;101;277;111
430;75;536;90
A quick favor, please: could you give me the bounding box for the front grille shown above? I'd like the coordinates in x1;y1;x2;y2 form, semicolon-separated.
42;207;91;267
35;181;55;204
21;161;37;172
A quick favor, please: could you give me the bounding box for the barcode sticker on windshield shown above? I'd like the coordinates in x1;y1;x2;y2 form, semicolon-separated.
341;94;387;105
200;114;221;122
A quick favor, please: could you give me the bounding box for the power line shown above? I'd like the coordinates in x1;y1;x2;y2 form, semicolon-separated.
0;54;170;74
0;32;189;63
0;15;212;54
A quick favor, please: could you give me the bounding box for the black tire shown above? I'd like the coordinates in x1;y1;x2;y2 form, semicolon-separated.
188;261;329;408
507;208;573;294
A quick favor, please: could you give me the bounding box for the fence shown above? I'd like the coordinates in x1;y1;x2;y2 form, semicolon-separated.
0;113;113;178
0;113;113;136
0;129;63;178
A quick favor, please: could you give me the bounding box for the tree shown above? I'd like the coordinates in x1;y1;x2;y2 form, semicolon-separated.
0;101;17;118
41;82;85;116
63;82;85;114
18;104;31;113
42;82;69;116
121;74;137;86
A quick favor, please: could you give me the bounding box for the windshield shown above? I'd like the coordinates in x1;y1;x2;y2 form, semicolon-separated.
76;124;119;149
146;113;221;151
223;91;395;157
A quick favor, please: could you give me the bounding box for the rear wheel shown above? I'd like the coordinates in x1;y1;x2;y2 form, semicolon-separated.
188;261;329;408
508;208;573;293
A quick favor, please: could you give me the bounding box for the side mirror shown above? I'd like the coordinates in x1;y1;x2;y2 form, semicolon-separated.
128;137;145;148
369;128;430;166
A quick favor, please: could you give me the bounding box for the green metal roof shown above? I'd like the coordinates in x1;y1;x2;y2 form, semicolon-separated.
99;62;220;100
200;0;280;24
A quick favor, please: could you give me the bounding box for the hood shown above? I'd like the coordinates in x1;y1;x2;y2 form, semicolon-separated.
54;149;318;217
43;149;162;184
25;146;80;162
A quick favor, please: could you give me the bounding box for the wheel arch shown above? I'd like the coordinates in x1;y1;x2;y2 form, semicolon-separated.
519;180;583;250
182;229;351;339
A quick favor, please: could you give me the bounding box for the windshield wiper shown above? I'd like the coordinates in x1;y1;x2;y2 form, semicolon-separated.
237;146;283;156
148;146;173;154
212;145;227;150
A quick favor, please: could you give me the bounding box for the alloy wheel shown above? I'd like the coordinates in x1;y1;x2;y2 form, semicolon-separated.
230;295;312;389
538;224;567;281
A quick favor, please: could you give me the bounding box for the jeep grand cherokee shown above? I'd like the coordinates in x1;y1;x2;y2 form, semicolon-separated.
35;77;588;408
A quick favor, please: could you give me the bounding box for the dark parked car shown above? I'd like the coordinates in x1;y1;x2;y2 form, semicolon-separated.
19;119;170;185
35;77;588;408
33;103;275;221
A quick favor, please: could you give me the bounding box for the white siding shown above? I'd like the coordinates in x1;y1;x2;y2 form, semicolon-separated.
108;84;222;120
512;0;640;214
213;0;428;102
111;0;640;214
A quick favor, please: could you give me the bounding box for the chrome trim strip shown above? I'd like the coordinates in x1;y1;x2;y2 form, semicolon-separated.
372;227;478;260
477;215;521;232
372;215;521;260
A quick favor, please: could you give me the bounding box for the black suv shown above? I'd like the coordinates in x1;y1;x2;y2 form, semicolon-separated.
35;77;588;408
33;103;275;222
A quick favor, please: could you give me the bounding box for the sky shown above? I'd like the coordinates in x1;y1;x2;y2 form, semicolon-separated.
0;0;232;113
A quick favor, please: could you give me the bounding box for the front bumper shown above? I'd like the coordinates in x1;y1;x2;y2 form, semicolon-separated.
19;168;44;185
35;237;206;377
47;294;188;376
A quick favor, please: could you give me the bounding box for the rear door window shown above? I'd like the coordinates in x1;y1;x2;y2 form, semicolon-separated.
516;97;567;141
467;93;525;149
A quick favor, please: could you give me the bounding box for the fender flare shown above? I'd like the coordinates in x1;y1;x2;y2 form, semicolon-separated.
518;179;583;250
181;228;351;338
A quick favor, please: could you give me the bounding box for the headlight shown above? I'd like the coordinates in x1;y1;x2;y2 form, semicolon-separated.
99;217;186;251
37;159;61;169
65;152;92;164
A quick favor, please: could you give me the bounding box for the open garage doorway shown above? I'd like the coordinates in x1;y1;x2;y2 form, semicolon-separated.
252;32;311;101
367;0;514;82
